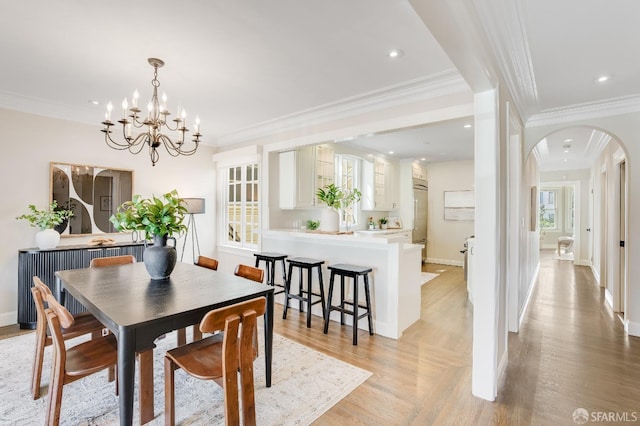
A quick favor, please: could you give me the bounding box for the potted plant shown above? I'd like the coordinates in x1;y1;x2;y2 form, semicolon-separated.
110;190;187;280
16;201;73;249
379;217;388;230
316;184;362;232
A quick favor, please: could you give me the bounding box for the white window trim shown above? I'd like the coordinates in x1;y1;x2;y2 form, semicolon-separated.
539;187;559;231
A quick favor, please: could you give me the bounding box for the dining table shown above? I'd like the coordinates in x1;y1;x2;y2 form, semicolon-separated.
55;261;274;426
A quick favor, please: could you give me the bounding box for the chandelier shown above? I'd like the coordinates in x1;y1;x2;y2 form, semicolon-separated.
101;58;201;166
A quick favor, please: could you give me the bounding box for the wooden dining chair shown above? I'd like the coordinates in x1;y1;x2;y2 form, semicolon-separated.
234;264;264;284
177;255;221;345
43;293;118;426
30;277;105;400
164;297;266;426
195;255;219;271
89;254;136;267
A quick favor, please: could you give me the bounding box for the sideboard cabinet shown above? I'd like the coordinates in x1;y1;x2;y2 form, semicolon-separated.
18;242;145;329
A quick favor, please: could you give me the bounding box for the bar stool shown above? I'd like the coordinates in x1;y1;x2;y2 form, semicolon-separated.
283;257;326;328
323;264;374;345
254;252;287;295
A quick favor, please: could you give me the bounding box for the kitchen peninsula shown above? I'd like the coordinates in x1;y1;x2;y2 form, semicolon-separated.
262;229;423;339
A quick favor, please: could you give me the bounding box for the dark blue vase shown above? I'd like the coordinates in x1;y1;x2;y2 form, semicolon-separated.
143;235;177;280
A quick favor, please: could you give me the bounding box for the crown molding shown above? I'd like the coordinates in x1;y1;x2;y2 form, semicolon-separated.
584;129;611;160
474;0;538;120
216;68;470;146
527;95;640;128
0;90;98;125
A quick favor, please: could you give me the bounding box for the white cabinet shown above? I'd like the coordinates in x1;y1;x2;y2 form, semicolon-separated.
279;144;334;209
362;158;400;211
412;163;426;181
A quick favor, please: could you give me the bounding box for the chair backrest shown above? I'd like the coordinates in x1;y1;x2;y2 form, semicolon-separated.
234;264;264;283
31;277;50;336
43;293;76;368
90;255;136;268
195;255;219;271
199;297;266;425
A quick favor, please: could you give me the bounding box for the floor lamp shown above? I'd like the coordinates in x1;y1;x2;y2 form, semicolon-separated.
181;198;205;263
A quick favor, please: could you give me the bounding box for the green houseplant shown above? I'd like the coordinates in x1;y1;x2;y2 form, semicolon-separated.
315;184;362;232
110;190;187;279
16;201;73;249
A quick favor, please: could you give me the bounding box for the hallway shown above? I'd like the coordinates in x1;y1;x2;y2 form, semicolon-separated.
496;250;640;424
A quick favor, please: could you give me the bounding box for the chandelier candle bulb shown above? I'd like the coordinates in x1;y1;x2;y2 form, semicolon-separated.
132;89;139;107
106;101;113;121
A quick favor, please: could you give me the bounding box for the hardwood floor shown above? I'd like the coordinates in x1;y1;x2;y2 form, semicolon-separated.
3;251;639;425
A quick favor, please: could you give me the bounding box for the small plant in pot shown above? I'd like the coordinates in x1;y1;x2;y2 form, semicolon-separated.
379;217;388;230
16;201;73;249
316;184;362;232
110;190;187;280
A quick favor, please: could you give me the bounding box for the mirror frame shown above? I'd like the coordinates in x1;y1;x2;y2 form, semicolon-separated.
50;162;134;236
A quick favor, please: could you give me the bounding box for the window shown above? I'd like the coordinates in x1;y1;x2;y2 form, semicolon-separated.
335;155;360;227
566;187;575;232
539;189;557;229
224;163;259;249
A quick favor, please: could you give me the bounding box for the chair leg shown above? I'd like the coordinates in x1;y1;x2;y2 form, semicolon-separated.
46;353;65;426
192;326;203;342
176;328;186;346
364;273;374;335
283;263;293;319
139;350;154;424
306;266;312;328
31;332;46;399
164;357;176;426
353;275;359;345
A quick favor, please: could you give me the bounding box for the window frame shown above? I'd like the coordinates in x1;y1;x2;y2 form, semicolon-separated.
221;162;260;250
539;188;559;230
335;154;361;228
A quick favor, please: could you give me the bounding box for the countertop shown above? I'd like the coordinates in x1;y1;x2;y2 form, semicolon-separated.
264;229;422;252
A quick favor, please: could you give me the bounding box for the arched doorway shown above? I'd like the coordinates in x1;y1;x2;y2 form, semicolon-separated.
523;125;629;322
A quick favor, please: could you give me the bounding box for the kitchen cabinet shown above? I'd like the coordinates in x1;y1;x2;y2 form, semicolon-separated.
362;158;400;211
412;163;426;181
279;144;335;209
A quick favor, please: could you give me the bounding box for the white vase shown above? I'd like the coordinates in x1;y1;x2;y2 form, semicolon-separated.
319;208;339;233
35;229;60;250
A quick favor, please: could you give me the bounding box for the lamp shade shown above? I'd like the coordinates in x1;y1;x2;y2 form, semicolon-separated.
183;198;205;214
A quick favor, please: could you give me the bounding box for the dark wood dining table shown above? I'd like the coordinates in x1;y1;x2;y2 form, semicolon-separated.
55;261;274;426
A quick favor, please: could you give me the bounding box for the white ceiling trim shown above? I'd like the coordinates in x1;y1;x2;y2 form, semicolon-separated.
216;68;469;146
526;94;640;128
474;0;538;120
0;89;97;125
584;130;611;160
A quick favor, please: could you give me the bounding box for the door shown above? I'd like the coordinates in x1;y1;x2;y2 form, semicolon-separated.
413;185;428;261
618;161;626;314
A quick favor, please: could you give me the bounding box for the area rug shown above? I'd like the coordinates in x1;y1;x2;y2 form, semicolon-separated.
553;249;574;262
0;330;371;425
421;272;439;285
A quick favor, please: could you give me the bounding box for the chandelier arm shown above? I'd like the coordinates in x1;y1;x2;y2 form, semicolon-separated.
127;134;150;155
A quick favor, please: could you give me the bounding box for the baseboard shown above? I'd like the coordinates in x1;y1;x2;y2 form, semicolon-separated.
625;319;640;337
573;259;591;267
590;265;601;287
426;257;464;267
0;311;17;327
604;289;614;310
519;262;539;328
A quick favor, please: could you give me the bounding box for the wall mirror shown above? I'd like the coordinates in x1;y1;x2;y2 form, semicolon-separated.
50;162;134;235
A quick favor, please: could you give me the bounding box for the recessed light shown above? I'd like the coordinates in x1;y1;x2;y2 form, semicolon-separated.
388;49;404;59
421;157;426;161
563;138;573;142
594;75;610;83
463;124;472;128
563;143;571;153
88;100;100;105
388;151;394;155
563;158;568;162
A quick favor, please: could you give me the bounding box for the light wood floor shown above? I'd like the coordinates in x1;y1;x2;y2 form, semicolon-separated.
3;250;639;425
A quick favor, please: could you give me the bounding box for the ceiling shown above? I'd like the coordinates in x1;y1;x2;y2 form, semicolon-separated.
0;1;637;167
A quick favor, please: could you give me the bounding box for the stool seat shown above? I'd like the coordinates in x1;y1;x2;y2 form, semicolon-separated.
254;252;288;296
324;263;374;345
254;252;288;261
287;257;325;267
283;258;326;328
328;264;373;275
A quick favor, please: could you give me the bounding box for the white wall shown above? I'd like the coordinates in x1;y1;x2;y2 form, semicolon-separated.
425;160;474;265
0;108;216;326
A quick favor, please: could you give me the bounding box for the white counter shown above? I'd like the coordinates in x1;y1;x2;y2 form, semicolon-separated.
262;229;423;339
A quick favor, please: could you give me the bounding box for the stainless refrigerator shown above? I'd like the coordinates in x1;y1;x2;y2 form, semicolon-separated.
413;180;428;262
